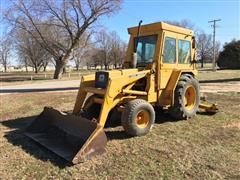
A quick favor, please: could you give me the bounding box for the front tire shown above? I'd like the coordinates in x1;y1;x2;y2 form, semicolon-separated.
169;74;200;119
121;99;155;136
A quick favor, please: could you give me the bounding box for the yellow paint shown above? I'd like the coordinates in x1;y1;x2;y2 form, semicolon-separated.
72;21;207;130
184;86;196;110
159;70;181;106
135;110;149;129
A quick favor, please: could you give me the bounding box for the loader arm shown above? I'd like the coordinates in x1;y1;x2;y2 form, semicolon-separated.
98;70;151;127
73;70;151;127
73;74;95;115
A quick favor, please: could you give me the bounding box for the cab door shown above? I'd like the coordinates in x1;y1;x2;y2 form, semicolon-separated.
177;34;194;70
159;32;178;89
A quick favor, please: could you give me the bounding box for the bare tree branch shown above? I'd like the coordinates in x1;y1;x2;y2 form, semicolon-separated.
4;0;122;78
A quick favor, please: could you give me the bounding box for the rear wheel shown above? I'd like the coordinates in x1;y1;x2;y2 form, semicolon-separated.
121;99;155;136
169;74;200;119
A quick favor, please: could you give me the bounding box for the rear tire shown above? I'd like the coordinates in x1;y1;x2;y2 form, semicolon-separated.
121;99;155;136
169;74;200;119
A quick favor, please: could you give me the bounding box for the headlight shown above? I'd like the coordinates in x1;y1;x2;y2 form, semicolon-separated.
95;71;109;88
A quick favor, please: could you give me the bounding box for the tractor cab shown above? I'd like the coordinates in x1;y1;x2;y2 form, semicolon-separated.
125;22;197;75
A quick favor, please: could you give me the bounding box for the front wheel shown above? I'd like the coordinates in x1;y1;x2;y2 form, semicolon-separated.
121;99;155;136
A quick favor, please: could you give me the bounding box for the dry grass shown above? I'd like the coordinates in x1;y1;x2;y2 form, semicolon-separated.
0;70;95;86
198;69;240;82
1;69;240;87
0;91;240;179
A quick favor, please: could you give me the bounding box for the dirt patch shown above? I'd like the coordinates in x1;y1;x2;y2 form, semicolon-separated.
200;82;240;93
223;122;240;129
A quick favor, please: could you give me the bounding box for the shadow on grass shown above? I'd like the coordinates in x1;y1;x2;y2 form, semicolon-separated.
155;110;178;124
0;87;79;94
2;116;75;168
105;109;179;140
197;111;218;116
1;110;180;167
105;130;132;140
1;114;132;167
103;111;133;140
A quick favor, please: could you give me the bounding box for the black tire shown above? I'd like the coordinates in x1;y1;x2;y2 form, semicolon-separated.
80;95;101;120
169;74;200;119
105;107;122;127
121;99;155;136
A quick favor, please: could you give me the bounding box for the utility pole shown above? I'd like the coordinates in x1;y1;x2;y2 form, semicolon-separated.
208;19;221;71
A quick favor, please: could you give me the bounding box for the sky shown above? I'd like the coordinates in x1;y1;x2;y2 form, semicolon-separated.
0;0;239;50
99;0;240;44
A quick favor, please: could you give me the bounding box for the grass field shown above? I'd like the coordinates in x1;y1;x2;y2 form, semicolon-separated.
198;69;240;82
0;91;240;179
0;70;94;86
1;68;240;86
0;69;240;179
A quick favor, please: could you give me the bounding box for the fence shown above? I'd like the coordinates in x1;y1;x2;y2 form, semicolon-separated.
0;71;95;83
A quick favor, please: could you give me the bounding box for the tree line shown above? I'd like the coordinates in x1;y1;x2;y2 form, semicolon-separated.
1;1;238;78
13;28;127;73
2;0;122;79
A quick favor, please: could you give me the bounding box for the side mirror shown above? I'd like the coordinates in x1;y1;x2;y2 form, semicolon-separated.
192;36;196;49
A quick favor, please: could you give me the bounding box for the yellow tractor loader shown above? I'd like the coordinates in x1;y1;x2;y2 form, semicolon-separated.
25;21;218;164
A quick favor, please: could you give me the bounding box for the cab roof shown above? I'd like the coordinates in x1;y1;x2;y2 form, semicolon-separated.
128;22;193;36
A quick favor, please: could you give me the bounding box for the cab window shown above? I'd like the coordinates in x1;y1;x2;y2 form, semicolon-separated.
178;40;191;64
134;35;157;66
163;37;176;63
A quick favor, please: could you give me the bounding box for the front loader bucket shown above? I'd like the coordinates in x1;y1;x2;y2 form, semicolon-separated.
25;107;107;164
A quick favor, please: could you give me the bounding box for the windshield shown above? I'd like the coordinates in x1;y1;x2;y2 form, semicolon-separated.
134;35;158;66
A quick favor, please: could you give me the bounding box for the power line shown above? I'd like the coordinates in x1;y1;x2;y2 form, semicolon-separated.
208;19;221;71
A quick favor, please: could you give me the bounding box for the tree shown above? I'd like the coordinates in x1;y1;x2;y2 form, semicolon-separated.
95;30;126;69
15;29;51;73
95;30;112;70
108;31;127;68
0;36;11;72
196;32;213;68
73;33;92;70
91;49;106;69
196;31;221;68
217;39;240;69
42;55;52;72
5;0;122;79
18;53;30;72
165;19;195;29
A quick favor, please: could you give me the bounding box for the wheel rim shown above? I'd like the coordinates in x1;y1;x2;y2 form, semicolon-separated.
184;86;196;111
135;110;149;129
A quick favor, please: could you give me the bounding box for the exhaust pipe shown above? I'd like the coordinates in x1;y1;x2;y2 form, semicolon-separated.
132;52;137;68
132;20;143;68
